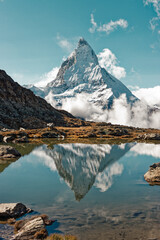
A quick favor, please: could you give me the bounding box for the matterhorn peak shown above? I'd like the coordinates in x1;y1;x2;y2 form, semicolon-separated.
29;38;137;117
78;37;89;46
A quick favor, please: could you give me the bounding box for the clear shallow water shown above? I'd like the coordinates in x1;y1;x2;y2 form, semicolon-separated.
0;142;160;239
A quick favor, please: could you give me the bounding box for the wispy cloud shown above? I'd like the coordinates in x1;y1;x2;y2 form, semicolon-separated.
35;67;59;88
143;0;160;31
89;13;97;33
89;14;128;34
56;34;77;52
98;19;128;34
97;48;126;79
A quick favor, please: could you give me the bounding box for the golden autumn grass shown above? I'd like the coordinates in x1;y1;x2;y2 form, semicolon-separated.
0;121;160;144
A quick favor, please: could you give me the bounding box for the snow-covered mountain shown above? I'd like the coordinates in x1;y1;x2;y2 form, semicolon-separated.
26;38;138;117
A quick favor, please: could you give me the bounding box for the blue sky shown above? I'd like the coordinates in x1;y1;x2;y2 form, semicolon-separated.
0;0;160;88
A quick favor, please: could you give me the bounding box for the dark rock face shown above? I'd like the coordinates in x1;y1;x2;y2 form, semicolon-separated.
0;70;74;129
144;162;160;184
0;203;31;220
0;145;21;159
0;135;3;142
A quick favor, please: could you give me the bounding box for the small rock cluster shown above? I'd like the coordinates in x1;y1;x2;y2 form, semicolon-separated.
0;203;55;240
0;131;29;143
137;133;160;141
0;145;21;159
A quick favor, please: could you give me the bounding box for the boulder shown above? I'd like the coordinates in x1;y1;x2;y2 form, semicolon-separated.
144;133;160;140
0;203;31;220
41;132;59;138
3;135;15;143
138;133;160;140
13;136;29;143
0;145;21;159
13;216;47;240
144;162;160;184
46;123;56;130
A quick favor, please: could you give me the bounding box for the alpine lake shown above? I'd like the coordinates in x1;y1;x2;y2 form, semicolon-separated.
0;139;160;240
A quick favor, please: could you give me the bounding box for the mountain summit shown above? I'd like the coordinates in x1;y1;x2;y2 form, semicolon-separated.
27;38;138;119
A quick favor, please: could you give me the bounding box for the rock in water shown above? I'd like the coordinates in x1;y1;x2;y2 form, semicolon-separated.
144;162;160;184
0;203;31;219
0;145;21;159
13;216;47;240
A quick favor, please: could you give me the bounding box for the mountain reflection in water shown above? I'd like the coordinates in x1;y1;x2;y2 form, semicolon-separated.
32;143;134;200
1;142;160;239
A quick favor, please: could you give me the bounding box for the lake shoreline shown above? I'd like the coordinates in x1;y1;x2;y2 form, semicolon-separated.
0;122;160;144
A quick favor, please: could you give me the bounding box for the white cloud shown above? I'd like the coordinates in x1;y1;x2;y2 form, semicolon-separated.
98;19;128;34
56;92;160;128
143;0;160;30
94;162;123;192
35;67;59;88
97;48;126;79
89;14;128;34
131;143;160;159
56;34;76;52
133;85;160;107
89;13;97;33
32;146;57;172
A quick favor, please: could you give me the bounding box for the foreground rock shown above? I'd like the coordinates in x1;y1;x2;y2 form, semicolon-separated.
0;145;21;159
13;216;47;240
144;162;160;184
0;203;31;220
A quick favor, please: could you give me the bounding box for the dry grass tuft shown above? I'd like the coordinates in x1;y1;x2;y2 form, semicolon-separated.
46;234;78;240
34;228;48;239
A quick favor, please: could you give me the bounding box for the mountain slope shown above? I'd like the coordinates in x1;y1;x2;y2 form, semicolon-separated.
28;38;138;113
0;70;79;129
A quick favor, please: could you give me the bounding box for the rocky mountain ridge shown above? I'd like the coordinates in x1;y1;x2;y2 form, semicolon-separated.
0;70;83;129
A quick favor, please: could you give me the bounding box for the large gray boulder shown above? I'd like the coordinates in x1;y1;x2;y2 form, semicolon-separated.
0;145;21;159
0;203;31;219
144;162;160;184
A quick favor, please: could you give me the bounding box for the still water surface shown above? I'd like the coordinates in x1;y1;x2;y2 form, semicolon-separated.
0;142;160;239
